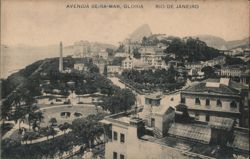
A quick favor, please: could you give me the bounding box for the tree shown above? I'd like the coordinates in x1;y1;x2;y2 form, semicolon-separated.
133;48;141;59
49;118;57;127
48;127;57;139
101;89;135;114
59;122;71;134
201;66;216;78
72;114;104;148
103;65;108;76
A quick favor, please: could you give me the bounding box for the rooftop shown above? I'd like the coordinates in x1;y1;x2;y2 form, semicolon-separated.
183;79;241;95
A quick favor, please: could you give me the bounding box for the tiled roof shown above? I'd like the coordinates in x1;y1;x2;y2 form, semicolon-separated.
228;130;249;151
168;123;211;144
209;117;234;131
184;82;239;95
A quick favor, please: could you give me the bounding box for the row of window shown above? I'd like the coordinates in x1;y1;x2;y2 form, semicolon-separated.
113;131;125;143
195;113;210;122
113;152;125;159
181;97;237;108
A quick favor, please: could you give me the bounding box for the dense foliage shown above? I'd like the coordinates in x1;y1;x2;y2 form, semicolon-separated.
121;66;185;92
101;88;135;114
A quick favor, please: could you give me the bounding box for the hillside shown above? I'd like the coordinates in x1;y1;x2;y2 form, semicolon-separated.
195;35;250;50
1;42;116;78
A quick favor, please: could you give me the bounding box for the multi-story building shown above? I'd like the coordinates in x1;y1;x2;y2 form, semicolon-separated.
107;65;121;75
205;56;226;67
185;61;203;70
139;46;166;69
98;49;109;60
73;41;91;57
220;65;245;77
74;63;85;71
100;108;249;159
93;58;107;74
122;56;133;70
220;65;249;84
180;78;248;127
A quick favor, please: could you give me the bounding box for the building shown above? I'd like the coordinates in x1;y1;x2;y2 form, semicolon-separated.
122;56;133;70
93;58;107;74
221;65;245;77
139;46;166;69
205;56;226;67
98;49;109;60
74;63;85;71
100;108;249;159
73;41;91;57
59;42;63;72
123;38;141;54
180;78;248;127
107;65;121;75
185;61;203;70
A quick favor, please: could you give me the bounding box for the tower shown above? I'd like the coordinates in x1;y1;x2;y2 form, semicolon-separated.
59;41;63;72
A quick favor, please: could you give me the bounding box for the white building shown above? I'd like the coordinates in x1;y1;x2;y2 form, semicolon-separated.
107;65;121;75
122;56;133;70
74;63;85;71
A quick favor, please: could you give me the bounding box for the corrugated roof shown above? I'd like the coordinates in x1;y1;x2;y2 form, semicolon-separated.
168;123;211;144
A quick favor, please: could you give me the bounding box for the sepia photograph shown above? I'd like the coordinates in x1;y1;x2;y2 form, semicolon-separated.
0;0;249;158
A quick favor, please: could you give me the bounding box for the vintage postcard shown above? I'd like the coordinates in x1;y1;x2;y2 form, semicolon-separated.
0;0;249;159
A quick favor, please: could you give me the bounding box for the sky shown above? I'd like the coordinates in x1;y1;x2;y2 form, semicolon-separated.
1;0;249;47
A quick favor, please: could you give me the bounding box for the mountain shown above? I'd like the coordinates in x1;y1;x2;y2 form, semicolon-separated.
195;35;226;50
195;35;250;50
226;37;250;50
129;24;152;42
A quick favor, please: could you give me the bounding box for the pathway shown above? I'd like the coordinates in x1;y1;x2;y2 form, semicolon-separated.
2;120;29;140
21;129;71;145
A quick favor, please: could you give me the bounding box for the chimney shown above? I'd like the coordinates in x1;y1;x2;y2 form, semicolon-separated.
59;42;63;72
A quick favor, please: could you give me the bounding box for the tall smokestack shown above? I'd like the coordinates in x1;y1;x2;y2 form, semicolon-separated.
59;41;63;72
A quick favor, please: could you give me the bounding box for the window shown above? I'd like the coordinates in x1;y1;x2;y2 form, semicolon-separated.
113;131;117;140
181;97;186;104
195;98;200;105
206;115;210;122
195;113;199;120
120;154;125;159
113;152;117;159
217;99;222;107
120;133;125;143
170;97;174;101
230;101;237;108
205;99;210;106
151;118;155;127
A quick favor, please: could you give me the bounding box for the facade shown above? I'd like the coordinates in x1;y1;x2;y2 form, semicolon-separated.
73;40;91;57
185;62;203;70
98;49;109;60
180;78;248;126
205;56;226;67
107;65;121;75
139;46;166;69
220;65;245;77
101;109;249;159
122;56;133;70
74;63;85;71
93;58;107;74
